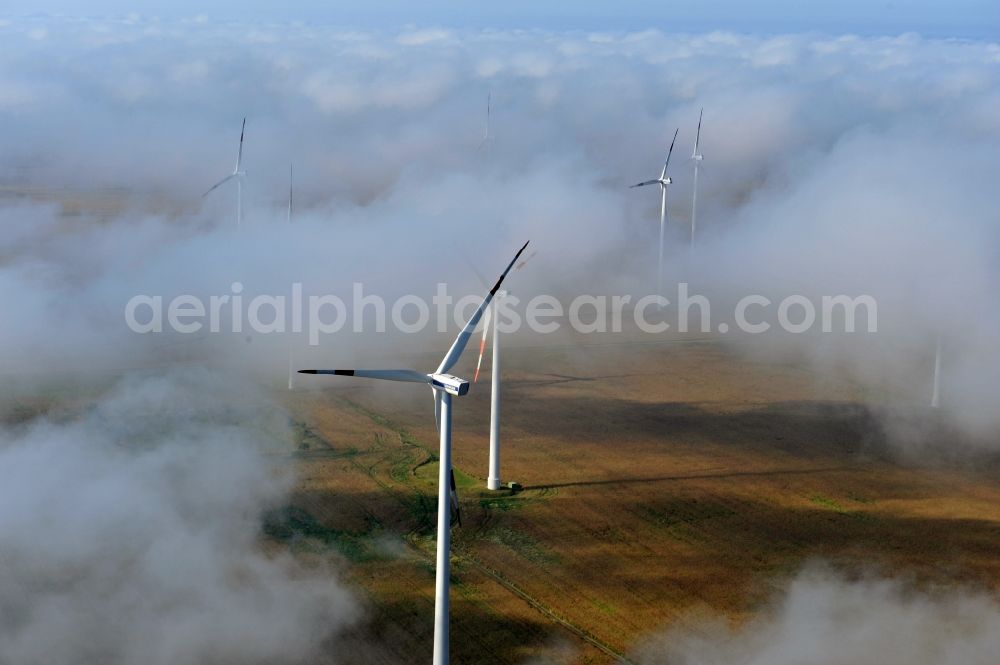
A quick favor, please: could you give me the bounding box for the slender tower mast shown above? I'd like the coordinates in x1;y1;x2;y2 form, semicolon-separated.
487;294;504;490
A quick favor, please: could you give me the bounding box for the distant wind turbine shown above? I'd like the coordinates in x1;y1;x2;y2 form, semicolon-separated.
287;164;295;391
473;250;536;490
287;163;293;224
631;128;679;295
484;291;504;490
478;90;492;150
298;240;530;665
203;117;247;226
931;336;942;408
690;109;704;247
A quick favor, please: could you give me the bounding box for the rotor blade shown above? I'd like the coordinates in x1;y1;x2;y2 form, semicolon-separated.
435;240;529;375
473;303;493;383
630;179;660;188
517;250;537;270
694;108;703;154
432;394;459;530
235;117;246;172
661;128;679;179
202;173;235;197
449;469;462;528
297;369;431;384
471;245;530;382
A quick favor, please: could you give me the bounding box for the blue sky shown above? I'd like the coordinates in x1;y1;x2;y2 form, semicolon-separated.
3;0;999;39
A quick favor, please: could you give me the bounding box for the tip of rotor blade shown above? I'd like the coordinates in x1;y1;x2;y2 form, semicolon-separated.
298;369;355;375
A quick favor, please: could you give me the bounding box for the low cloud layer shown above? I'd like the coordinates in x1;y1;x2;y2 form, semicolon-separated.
0;18;998;445
0;369;358;664
636;568;1000;665
0;14;998;664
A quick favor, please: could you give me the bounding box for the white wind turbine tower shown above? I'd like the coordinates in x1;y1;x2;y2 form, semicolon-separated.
298;241;529;665
631;128;679;295
477;90;492;150
473;250;536;490
287;164;295;391
931;336;942;408
203;117;247;226
287;163;293;224
690;108;704;247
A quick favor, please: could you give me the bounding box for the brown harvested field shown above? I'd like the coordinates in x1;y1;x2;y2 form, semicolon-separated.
276;337;1000;664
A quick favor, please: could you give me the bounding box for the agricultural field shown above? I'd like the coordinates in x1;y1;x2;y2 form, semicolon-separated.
279;336;1000;663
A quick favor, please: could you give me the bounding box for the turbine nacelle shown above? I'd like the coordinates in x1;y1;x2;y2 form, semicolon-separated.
691;153;703;162
630;177;672;189
431;373;470;397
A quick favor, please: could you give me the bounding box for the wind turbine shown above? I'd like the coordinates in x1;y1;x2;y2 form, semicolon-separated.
287;164;295;391
473;250;536;490
931;336;942;408
690;109;704;247
298;240;529;665
287;163;293;224
477;90;492;150
631;128;679;295
203;117;247;226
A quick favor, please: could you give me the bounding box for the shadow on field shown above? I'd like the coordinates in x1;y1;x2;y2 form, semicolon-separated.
326;596;564;665
522;465;856;491
507;392;902;458
506;390;1000;473
519;372;647;388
